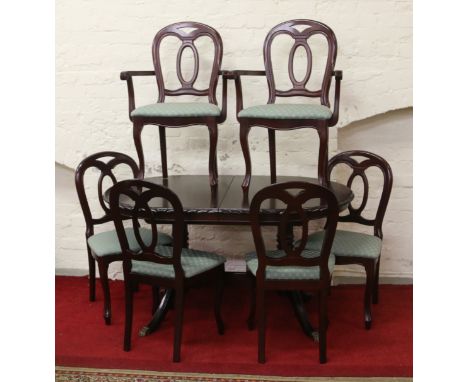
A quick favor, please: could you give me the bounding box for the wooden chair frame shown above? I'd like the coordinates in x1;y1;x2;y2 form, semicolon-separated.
328;150;393;329
121;22;228;186
247;181;339;363
109;179;224;362
75;151;140;325
233;19;342;189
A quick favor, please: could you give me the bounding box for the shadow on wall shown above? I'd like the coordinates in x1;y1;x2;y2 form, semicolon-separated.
55;108;412;281
333;107;413;282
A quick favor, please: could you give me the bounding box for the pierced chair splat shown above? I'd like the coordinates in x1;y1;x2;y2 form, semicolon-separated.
121;22;228;186
303;150;393;329
109;179;226;362
245;181;339;364
75;152;172;325
234;19;342;189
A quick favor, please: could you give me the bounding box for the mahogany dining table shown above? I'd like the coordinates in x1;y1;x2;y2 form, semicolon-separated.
104;174;353;339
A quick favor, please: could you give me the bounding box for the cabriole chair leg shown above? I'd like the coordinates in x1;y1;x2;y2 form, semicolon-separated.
373;257;381;305
87;248;96;302
97;259;112;325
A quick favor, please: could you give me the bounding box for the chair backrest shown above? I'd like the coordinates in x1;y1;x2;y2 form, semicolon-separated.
152;21;223;104
75;152;139;237
109;179;185;279
328;151;393;238
263;19;337;106
250;181;339;283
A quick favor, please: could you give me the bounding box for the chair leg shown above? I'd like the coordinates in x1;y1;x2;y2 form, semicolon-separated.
268;129;276;184
363;261;376;330
319;289;328;364
87;248;96;302
173;288;185;362
247;273;256;330
123;279;134;351
158;125;168;178
239;122;252;189
256;287;266;364
97;259;111;325
207;122;218;187
317;124;329;186
373;257;381;305
152;285;160;315
133;122;145;179
214;268;225;335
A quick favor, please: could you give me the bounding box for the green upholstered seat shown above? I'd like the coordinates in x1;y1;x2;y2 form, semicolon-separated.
245;249;335;280
131;246;226;279
131;102;221;118
238;103;332;120
87;227;172;257
304;230;382;259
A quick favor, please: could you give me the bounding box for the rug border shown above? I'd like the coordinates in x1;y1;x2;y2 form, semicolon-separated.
55;366;412;382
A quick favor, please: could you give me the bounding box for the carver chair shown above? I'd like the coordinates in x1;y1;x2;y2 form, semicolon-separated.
245;181;339;363
234;19;342;189
303;151;393;329
75;152;173;325
109;179;226;362
121;22;228;186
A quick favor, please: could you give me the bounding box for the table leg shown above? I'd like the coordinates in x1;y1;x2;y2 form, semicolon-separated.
289;291;319;341
277;225;318;340
139;289;173;337
138;226;188;336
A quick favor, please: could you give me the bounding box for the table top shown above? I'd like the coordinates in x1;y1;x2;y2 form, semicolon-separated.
105;175;353;225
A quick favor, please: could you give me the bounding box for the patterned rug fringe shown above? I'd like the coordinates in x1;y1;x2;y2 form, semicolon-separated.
55;366;412;382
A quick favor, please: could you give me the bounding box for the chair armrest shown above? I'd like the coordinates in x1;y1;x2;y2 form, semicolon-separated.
120;71;156;121
225;70;267;122
217;71;230;123
329;70;342;127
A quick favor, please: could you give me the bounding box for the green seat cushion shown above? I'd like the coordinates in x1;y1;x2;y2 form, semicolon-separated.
131;246;226;279
238;103;332;120
131;103;221;118
245;249;335;280
304;230;382;259
87;227;172;257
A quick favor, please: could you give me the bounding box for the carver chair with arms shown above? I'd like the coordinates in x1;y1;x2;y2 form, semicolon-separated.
245;181;339;364
75;152;173;325
121;22;228;186
109;179;226;362
234;19;342;189
303;150;393;329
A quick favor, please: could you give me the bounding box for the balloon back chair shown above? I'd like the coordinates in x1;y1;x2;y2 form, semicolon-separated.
121;22;227;186
109;179;226;362
235;19;342;189
304;151;393;329
75;151;173;325
245;181;339;363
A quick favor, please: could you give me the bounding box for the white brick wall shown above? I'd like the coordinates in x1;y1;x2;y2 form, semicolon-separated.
56;0;412;280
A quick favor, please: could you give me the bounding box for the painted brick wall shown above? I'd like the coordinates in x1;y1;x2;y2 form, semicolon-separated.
56;0;412;280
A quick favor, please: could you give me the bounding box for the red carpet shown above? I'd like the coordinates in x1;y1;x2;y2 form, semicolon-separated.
55;276;412;377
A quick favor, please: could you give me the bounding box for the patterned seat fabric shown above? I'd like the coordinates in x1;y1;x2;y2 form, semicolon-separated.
131;246;226;279
304;230;382;259
238;103;332;120
245;249;335;280
131;102;221;118
87;227;172;257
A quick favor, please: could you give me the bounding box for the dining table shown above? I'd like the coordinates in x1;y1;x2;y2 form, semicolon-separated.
104;174;353;339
